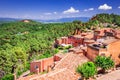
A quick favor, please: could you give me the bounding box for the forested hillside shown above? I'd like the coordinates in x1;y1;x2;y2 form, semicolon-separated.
91;13;120;26
0;13;120;79
0;21;83;79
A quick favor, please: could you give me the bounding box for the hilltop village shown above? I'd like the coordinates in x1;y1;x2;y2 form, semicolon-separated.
1;13;120;80
17;28;120;80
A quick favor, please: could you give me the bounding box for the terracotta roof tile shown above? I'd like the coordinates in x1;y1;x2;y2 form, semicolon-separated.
17;74;41;80
55;53;67;59
54;52;88;72
45;68;78;80
73;35;84;38
29;68;78;80
69;47;83;54
84;33;94;39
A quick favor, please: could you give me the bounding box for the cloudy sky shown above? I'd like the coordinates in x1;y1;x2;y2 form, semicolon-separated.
0;0;120;20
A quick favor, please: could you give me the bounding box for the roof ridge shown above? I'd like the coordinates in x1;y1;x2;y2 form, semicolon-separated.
107;39;120;45
54;52;73;69
47;68;67;76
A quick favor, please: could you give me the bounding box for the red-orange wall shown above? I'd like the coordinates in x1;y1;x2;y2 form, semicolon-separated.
87;40;120;65
87;46;99;61
30;61;41;73
42;57;54;70
55;36;84;47
107;40;120;65
72;37;84;47
30;57;54;73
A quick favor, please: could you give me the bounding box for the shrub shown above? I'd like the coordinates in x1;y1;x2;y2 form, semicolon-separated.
76;62;97;79
94;56;115;73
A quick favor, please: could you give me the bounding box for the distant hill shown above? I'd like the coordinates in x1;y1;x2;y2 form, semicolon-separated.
0;18;20;23
0;17;90;23
37;17;90;23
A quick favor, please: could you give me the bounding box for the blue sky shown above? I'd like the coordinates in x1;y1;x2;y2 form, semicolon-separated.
0;0;120;20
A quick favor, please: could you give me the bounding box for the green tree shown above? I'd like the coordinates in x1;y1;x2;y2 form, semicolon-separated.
94;56;115;73
76;62;97;80
0;50;14;75
11;47;27;73
1;74;14;80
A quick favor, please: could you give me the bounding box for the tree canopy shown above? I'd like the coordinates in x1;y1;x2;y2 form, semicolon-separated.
91;13;120;26
0;21;81;78
94;56;115;73
76;62;97;79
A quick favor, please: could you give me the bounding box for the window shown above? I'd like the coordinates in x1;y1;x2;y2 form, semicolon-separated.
35;65;38;69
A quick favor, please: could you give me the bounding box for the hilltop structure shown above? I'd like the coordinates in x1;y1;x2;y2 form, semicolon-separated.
20;19;32;23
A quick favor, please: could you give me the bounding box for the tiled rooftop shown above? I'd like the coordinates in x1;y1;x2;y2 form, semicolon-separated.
102;37;118;44
84;39;95;43
73;35;84;38
17;74;41;80
116;35;120;39
54;52;89;73
43;68;78;80
84;33;94;39
88;37;119;50
113;29;120;33
97;70;120;80
22;68;79;80
88;43;107;50
54;53;67;59
69;47;83;53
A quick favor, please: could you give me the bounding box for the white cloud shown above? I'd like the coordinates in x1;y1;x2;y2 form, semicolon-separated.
84;8;94;11
23;14;31;18
84;9;88;12
40;15;44;18
44;13;52;15
44;12;57;15
63;7;79;14
53;12;57;14
98;4;112;10
59;16;63;18
89;8;94;11
118;6;120;9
